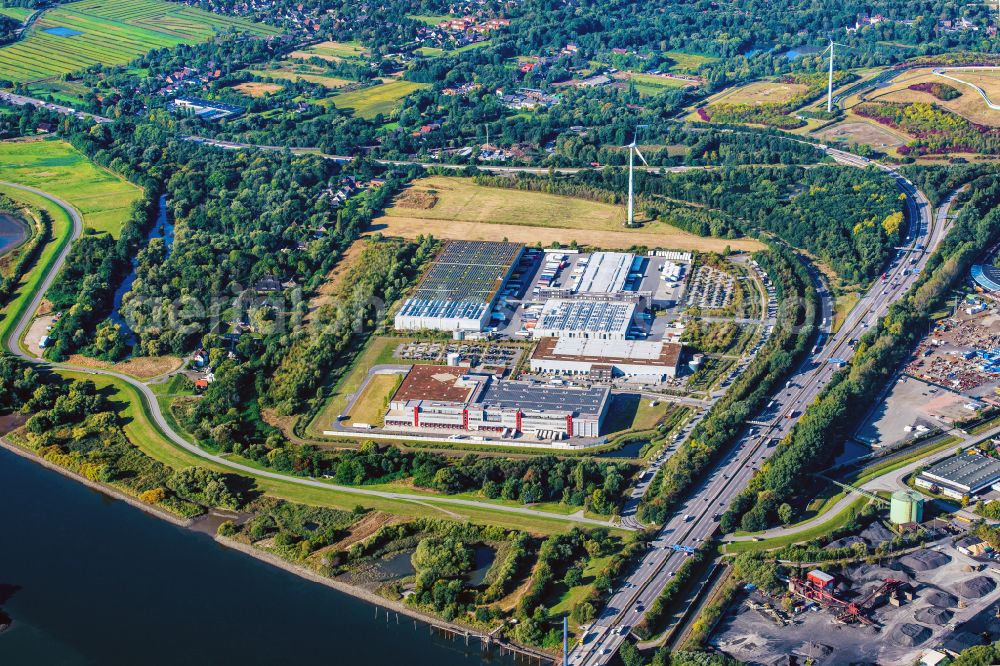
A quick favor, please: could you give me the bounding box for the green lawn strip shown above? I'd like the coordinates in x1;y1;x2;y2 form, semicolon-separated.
548;554;612;624
0;186;72;342
850;435;960;486
406;13;453;25
723;497;870;554
733;434;962;539
0;139;141;238
967;413;1000;435
221;449;611;520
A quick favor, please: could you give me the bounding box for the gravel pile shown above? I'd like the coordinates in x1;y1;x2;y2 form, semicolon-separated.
826;536;866;550
914;607;953;625
954;576;997;599
794;642;833;659
924;590;958;608
890;623;932;647
860;522;895;546
899;549;950;572
852;563;912;585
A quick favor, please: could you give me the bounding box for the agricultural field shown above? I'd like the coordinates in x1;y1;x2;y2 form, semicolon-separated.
245;61;351;89
864;67;1000;127
322;80;429;119
289;40;368;62
371;176;762;252
0;0;278;83
0;6;32;21
232;81;284;97
0;139;141;237
709;81;810;106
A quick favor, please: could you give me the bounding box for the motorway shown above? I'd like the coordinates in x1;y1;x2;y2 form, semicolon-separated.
569;152;950;665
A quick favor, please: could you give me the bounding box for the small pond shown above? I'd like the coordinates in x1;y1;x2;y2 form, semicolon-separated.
0;212;27;257
465;545;496;587
43;27;82;36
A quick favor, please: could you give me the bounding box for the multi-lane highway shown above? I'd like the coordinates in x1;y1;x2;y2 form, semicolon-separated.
570;156;952;665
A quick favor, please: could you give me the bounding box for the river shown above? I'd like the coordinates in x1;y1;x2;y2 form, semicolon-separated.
110;194;174;341
0;447;519;666
0;212;27;257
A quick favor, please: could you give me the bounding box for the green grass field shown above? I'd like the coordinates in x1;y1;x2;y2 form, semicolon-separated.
25;79;94;105
406;13;453;25
0;0;279;83
323;80;430;119
290;40;367;62
0;139;141;237
723;497;870;554
0;6;32;21
0;186;72;342
663;51;718;73
246;61;351;89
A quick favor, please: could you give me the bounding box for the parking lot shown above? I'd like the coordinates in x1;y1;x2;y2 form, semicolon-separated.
686;264;735;311
393;341;524;369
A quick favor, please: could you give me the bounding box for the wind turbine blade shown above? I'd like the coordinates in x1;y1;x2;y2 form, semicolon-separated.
634;147;649;166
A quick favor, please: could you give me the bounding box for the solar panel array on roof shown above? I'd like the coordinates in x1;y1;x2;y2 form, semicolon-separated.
395;241;523;331
535;299;635;339
407;241;521;303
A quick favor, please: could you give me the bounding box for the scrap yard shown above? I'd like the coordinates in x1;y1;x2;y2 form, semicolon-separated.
713;535;1000;666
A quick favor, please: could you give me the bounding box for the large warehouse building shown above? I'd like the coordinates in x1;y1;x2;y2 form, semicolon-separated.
573;252;634;294
971;264;1000;293
384;364;610;439
530;337;683;381
394;241;523;332
915;453;1000;500
532;299;636;340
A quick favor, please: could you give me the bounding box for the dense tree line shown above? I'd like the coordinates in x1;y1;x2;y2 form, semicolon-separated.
476;164;902;282
640;244;817;524
0;199;48;306
44;189;159;361
264;235;434;415
724;173;1000;531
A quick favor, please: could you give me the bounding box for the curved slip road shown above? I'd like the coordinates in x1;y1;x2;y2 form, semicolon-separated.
0;181;619;530
933;67;1000;111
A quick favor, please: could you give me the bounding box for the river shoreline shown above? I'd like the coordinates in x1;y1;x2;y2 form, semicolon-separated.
0;210;30;257
0;435;554;663
0;437;193;528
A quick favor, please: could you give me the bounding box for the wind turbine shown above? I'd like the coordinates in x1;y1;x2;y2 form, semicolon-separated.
823;39;849;112
625;125;648;227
